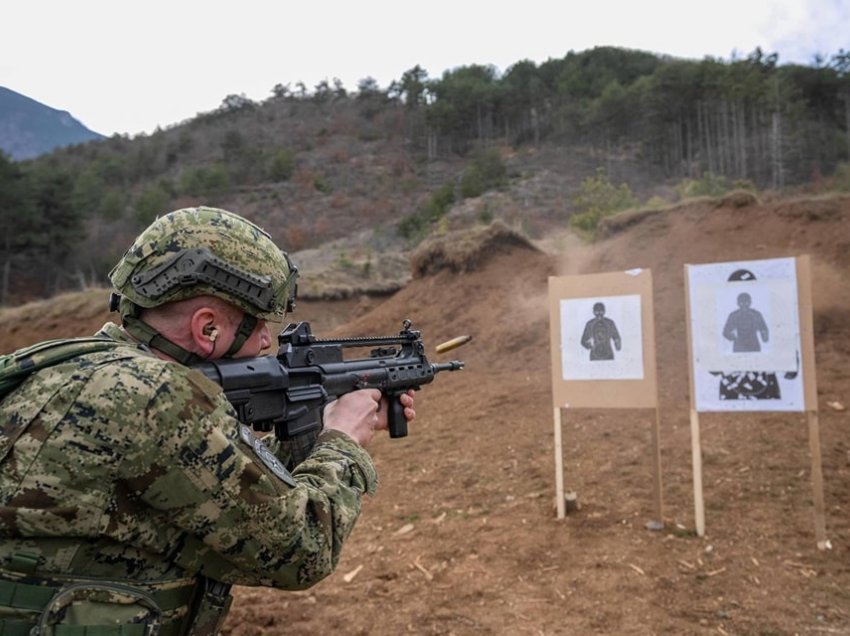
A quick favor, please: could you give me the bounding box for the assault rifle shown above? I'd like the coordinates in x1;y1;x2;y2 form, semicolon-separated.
193;319;466;440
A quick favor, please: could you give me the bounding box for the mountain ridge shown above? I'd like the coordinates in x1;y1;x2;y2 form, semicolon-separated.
0;86;104;160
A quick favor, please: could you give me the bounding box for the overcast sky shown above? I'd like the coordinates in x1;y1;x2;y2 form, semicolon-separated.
3;0;848;137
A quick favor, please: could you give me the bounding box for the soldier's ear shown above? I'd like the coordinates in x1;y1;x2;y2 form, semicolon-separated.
190;307;220;355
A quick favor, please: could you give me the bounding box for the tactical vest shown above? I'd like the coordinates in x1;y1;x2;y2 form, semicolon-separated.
0;338;232;635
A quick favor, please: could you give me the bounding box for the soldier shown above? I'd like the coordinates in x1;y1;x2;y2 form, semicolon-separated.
0;207;415;634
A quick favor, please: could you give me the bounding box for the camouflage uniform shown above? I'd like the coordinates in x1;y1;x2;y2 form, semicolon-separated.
0;208;378;634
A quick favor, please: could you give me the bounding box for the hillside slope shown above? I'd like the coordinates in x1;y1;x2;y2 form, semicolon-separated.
0;194;848;634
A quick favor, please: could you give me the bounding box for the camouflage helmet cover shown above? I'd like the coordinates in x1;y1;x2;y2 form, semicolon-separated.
109;207;297;320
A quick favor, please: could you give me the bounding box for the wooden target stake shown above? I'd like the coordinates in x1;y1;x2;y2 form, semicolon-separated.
684;256;828;549
549;270;662;526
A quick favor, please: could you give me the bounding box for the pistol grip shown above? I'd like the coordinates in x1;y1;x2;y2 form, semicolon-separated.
388;395;408;438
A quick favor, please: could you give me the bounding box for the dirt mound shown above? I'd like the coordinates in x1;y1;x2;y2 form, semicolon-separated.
291;244;411;301
410;220;540;279
0;289;113;354
2;194;849;634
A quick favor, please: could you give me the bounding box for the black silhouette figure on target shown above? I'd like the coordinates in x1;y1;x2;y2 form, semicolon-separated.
581;302;622;361
711;269;796;400
723;292;769;352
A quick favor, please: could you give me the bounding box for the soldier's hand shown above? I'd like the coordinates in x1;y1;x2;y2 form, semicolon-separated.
397;389;416;425
323;390;383;447
323;389;416;447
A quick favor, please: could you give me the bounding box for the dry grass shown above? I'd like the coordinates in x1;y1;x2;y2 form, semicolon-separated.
774;192;850;220
410;221;540;278
295;251;411;300
717;189;760;208
596;190;761;239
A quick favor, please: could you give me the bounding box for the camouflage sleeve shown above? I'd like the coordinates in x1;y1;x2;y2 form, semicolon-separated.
263;430;321;470
116;361;377;589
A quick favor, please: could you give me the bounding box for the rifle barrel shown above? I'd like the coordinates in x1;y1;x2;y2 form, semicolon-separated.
433;361;464;373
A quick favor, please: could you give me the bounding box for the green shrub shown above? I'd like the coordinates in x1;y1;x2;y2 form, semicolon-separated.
732;178;758;192
431;181;455;210
570;209;602;232
460;170;485;198
478;202;495;224
135;184;171;224
179;164;231;197
643;195;669;209
335;252;354;269
399;182;456;243
674;172;729;199
98;189;127;221
834;162;850;191
314;174;333;194
267;148;295;182
569;168;637;232
460;149;506;199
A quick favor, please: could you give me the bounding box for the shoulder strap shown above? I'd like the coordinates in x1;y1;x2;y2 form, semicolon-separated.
0;337;132;400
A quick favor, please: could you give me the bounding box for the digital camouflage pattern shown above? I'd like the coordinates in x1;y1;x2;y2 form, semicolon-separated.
0;322;377;632
109;207;296;320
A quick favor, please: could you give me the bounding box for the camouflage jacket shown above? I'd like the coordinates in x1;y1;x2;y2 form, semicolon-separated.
0;322;377;590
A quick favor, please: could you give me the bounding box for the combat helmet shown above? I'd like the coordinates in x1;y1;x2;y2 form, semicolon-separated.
109;206;298;362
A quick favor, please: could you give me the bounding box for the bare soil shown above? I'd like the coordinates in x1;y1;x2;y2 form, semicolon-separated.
1;194;849;635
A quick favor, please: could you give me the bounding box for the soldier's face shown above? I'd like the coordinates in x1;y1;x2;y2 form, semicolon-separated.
231;320;273;357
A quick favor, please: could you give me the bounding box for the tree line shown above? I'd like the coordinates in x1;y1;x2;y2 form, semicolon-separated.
2;46;848;305
411;47;850;187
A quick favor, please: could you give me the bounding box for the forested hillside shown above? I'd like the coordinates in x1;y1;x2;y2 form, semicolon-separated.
1;46;849;305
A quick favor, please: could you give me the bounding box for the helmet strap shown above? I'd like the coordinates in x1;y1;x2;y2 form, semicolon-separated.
122;315;207;366
222;313;258;358
112;294;257;363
